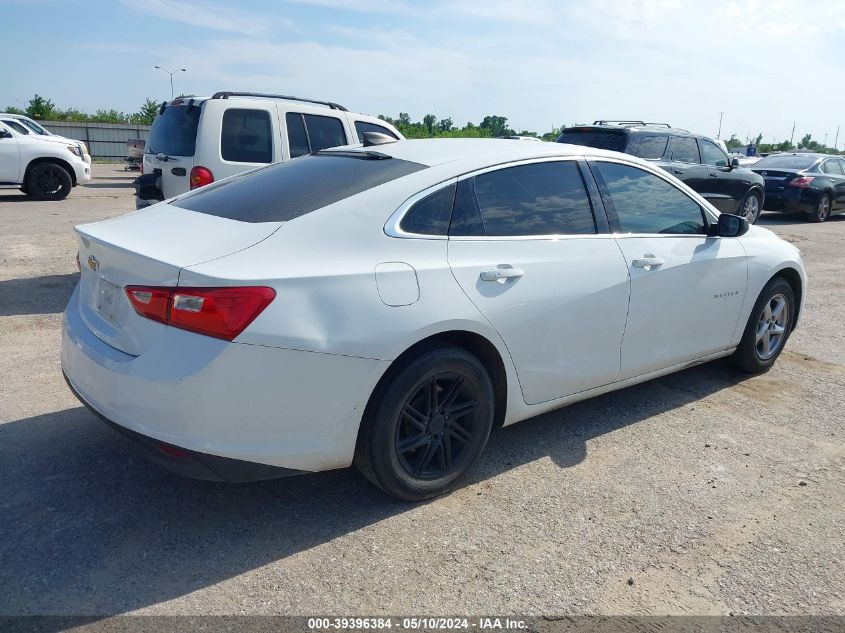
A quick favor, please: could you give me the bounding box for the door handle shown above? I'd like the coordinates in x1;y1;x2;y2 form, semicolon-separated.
709;172;719;177
171;167;186;176
631;255;665;269
480;267;524;281
673;169;684;175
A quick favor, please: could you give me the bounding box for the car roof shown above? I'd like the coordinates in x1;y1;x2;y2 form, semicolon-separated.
330;138;640;169
563;123;696;138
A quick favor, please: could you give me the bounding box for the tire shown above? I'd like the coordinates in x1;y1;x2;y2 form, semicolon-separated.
731;277;795;374
26;162;72;201
809;193;831;223
354;346;495;501
739;190;762;224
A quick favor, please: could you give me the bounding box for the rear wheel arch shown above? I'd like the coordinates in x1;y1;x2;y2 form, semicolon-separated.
361;330;508;439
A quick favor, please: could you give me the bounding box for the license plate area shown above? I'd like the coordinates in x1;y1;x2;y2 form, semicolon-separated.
93;276;122;326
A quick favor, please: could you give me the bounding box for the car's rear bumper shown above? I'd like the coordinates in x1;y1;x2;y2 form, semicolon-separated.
61;284;390;477
64;371;303;482
763;188;820;214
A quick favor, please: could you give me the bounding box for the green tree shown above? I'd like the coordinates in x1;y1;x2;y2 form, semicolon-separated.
90;109;130;124
754;133;763;147
26;94;57;120
3;105;26;115
725;134;742;150
129;98;161;125
775;139;795;152
398;112;411;126
479;115;512;137
437;117;453;133
422;113;436;135
798;133;815;150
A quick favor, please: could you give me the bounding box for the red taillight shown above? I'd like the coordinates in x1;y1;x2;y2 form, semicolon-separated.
140;161;144;176
125;287;171;324
788;176;815;188
124;285;275;341
189;166;214;190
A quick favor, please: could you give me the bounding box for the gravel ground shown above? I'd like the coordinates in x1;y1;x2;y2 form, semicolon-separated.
0;164;842;617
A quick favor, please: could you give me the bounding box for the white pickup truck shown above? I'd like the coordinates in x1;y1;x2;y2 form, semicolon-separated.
0;119;91;200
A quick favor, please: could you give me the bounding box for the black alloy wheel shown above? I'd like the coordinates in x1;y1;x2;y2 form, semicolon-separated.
354;346;494;501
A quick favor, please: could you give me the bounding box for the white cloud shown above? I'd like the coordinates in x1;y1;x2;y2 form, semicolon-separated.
120;0;290;36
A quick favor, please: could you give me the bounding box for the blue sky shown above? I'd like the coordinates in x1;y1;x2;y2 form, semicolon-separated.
3;0;844;145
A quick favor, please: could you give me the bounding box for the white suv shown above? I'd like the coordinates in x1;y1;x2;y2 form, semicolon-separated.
0;120;92;200
0;113;91;163
135;91;403;206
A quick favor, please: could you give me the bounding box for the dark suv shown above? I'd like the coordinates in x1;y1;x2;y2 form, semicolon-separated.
557;121;766;223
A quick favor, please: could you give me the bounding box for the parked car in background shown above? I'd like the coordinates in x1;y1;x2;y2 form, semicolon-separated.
134;92;403;207
64;138;805;500
556;121;766;223
751;153;845;222
0;112;91;163
0;120;91;200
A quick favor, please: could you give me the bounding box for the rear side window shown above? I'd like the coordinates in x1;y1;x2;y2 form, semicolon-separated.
399;184;456;235
626;135;668;159
285;112;310;158
595;162;705;235
454;161;596;237
355;121;399;142
286;113;348;157
557;129;627;152
821;160;843;175
306;114;347;150
700;139;728;167
146;105;201;156
667;136;700;163
221;109;272;163
172;154;426;223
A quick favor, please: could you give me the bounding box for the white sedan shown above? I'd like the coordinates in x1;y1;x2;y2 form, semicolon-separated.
62;139;805;500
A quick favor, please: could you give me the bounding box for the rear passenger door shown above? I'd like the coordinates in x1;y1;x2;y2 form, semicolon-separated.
699;138;744;212
283;111;349;158
446;159;631;405
821;159;845;208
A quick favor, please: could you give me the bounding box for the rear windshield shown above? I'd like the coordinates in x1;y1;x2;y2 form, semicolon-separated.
146;105;201;156
172;152;426;223
557;129;627;152
752;155;819;170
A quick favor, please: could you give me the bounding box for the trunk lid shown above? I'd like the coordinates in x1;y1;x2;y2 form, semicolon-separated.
74;203;282;356
751;168;802;193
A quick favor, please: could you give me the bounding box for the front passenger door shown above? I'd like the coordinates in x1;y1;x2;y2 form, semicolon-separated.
591;160;748;378
0;124;21;184
699;138;744;212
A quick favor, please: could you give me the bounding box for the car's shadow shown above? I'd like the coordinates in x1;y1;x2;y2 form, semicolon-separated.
758;212;845;226
81;182;134;189
0;360;751;616
0;273;78;317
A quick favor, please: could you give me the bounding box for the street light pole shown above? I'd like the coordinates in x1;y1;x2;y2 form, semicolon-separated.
717;112;724;139
154;66;187;99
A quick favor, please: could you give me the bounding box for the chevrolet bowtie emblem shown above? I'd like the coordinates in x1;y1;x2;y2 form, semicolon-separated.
87;255;99;271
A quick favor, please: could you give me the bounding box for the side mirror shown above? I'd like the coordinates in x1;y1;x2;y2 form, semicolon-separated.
730;157;740;169
713;213;749;237
0;129;11;139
